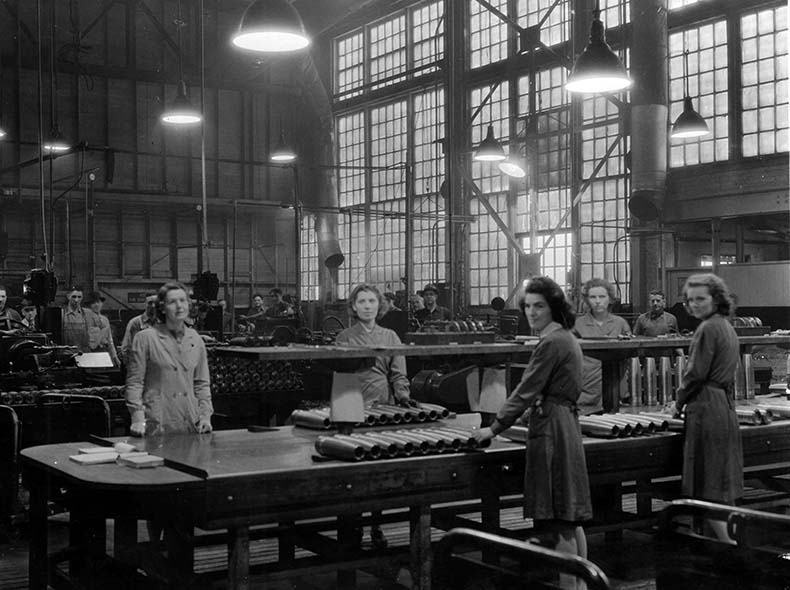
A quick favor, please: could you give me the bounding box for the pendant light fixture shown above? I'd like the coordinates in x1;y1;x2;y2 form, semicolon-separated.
498;158;527;178
161;1;202;126
270;129;297;162
232;0;310;53
474;125;506;162
566;0;631;94
671;49;709;139
42;124;70;152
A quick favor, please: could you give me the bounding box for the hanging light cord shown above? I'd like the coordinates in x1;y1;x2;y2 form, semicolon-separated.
37;0;49;269
200;0;209;268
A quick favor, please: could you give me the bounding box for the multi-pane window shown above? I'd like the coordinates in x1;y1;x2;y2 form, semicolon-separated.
522;233;573;295
369;14;407;90
335;31;364;99
470;0;508;69
412;2;444;75
741;5;788;157
337;112;366;208
517;0;570;48
370;101;407;202
669;21;729;166
600;0;630;27
300;214;319;302
369;201;406;290
337;211;365;299
412;194;446;288
469;194;510;306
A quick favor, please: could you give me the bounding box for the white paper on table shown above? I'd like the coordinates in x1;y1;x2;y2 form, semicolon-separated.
329;372;365;423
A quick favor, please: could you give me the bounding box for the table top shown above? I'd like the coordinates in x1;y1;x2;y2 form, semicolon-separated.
211;334;790;361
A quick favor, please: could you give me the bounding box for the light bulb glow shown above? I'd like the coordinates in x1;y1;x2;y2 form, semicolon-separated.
232;31;309;52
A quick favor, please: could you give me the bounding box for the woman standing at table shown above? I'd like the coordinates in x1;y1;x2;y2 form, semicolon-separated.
334;283;413;408
672;273;743;536
334;283;414;551
126;281;213;437
474;277;591;590
573;277;631;414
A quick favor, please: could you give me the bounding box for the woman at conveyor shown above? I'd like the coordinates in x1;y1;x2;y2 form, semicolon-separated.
126;281;214;437
573;277;632;414
672;273;743;537
334;283;416;551
474;277;591;590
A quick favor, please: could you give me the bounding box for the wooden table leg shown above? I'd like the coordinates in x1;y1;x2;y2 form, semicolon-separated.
165;520;195;589
480;481;501;565
69;501;106;580
278;520;295;566
228;525;251;590
336;515;360;590
410;504;432;590
27;479;48;590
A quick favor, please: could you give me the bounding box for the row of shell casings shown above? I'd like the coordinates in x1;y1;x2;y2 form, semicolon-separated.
314;426;491;461
209;358;304;393
0;385;127;405
578;413;673;438
629;356;679;406
291;402;450;430
734;406;773;425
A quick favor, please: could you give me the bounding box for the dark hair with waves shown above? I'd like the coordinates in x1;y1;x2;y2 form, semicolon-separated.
683;273;734;317
519;276;576;329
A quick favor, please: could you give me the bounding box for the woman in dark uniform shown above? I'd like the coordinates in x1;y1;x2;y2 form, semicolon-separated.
474;277;591;589
672;273;743;538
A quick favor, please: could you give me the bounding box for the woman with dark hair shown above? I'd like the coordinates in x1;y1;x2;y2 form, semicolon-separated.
125;281;213;437
573;277;631;414
474;277;591;589
672;273;742;537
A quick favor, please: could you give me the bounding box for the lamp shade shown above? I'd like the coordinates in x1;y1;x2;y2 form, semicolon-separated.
474;125;506;162
161;81;202;125
270;132;297;162
566;15;631;93
0;126;6;139
671;96;709;139
498;159;526;178
232;0;310;52
42;125;70;152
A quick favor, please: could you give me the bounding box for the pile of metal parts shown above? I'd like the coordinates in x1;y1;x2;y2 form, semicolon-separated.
0;385;125;406
314;424;489;461
208;353;306;394
291;402;450;430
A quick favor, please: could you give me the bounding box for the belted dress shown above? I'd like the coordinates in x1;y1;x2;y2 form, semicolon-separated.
489;323;592;522
677;313;743;503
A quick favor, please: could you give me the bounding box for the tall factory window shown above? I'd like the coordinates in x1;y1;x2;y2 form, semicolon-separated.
469;194;509;306
669;21;729;167
412;1;444;75
516;0;570;48
741;5;788;157
369;13;407;90
579;92;630;303
413;88;447;289
470;83;509;303
516;68;572;291
338;211;366;300
600;0;630;27
470;0;508;69
369;201;406;290
369;100;408;289
301;214;319;302
522;232;573;295
336;111;366;298
335;30;364;99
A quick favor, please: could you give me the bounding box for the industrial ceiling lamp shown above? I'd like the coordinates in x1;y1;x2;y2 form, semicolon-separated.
0;126;6;139
270;130;296;162
161;2;202;126
565;0;631;94
232;0;310;53
474;125;506;162
42;124;70;152
161;80;202;125
671;50;709;139
498;158;526;178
